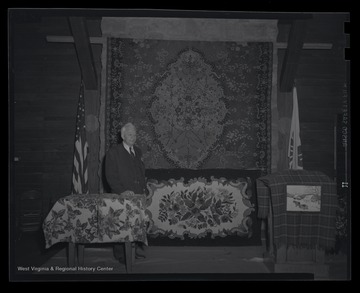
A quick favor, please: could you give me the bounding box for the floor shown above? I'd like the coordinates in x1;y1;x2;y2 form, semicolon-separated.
39;245;271;273
10;231;349;281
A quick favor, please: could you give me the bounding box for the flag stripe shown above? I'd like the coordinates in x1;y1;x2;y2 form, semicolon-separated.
71;82;89;194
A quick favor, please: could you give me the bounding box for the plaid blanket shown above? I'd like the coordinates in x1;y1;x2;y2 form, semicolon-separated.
256;170;338;250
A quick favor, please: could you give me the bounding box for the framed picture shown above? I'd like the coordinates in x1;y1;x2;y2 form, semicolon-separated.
286;185;321;212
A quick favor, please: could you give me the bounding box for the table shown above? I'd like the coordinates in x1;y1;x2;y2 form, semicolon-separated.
42;193;148;273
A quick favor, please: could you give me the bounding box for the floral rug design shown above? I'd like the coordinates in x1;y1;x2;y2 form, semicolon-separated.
42;194;148;248
106;38;272;171
145;176;258;244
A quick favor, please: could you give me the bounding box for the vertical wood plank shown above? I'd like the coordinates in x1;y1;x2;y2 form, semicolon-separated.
68;17;97;90
78;244;84;266
68;243;76;267
124;242;133;273
280;20;308;92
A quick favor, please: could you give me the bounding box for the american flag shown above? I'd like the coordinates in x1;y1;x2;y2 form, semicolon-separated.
288;86;303;170
71;82;89;194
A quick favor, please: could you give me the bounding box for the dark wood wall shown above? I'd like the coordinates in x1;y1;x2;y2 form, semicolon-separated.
10;14;102;215
10;12;349;220
277;14;349;178
298;14;348;178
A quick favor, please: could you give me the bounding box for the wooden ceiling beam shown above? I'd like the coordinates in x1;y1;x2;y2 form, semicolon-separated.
68;17;97;90
279;19;308;92
12;9;314;20
46;35;333;50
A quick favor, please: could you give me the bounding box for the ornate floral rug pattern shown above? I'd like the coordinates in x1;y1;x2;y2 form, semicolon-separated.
105;38;272;171
144;169;262;246
146;177;256;244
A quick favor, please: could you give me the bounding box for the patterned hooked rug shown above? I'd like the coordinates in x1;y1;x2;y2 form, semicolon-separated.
104;38;272;172
144;169;263;246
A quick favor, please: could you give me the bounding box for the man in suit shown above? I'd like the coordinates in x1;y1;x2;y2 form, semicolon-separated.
105;122;147;260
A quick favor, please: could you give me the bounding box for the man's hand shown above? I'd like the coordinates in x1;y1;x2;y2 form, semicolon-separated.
122;190;135;197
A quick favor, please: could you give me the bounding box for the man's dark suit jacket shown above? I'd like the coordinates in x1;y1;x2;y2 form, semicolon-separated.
105;144;146;195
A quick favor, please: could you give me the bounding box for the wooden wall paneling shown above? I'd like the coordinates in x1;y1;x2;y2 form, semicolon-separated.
295;37;346;176
68;17;98;90
15;164;43;174
303;149;334;160
297;62;346;78
274;15;344;173
305;14;349;44
14;172;43;186
276;91;292;171
14;79;80;94
296;78;345;87
43;163;72;173
92;44;103;73
13;168;44;212
15;93;80;101
44;119;77;130
280;19;308;92
14;116;44;129
302;130;335;141
44;105;77;118
42;173;72;215
42;150;73;162
14;130;45;143
15;151;45;163
39;23;102;195
276;46;289;170
11;15;83;216
57;17;102;193
297;70;347;81
301;122;335;132
276;21;290;43
40;16;72;35
300;51;345;64
13;101;44;112
299;108;340;123
15;46;77;57
14;57;81;74
85;17;102;36
299;96;343;109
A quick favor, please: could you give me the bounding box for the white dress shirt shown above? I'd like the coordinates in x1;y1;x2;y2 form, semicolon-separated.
123;142;135;156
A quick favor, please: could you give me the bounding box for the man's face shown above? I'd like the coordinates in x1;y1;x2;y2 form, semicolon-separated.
122;127;137;147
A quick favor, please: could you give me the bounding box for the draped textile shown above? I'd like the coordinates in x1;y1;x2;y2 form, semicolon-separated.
105;38;272;172
42;193;148;248
256;170;337;250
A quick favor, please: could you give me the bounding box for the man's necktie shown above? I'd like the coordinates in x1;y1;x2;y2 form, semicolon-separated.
130;148;135;157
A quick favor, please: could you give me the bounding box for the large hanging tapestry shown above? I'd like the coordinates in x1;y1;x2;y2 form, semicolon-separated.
144;169;262;246
105;38;272;171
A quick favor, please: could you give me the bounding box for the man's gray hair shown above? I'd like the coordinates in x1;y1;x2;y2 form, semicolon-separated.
121;122;136;136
